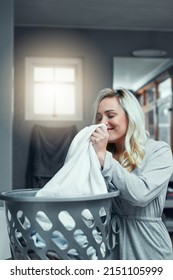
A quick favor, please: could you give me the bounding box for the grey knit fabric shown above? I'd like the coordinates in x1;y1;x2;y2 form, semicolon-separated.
102;139;173;259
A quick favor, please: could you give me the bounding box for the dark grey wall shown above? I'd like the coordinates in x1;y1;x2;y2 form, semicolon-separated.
0;0;13;198
13;27;173;188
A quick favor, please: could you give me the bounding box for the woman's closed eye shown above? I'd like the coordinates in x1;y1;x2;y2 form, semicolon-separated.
107;113;117;119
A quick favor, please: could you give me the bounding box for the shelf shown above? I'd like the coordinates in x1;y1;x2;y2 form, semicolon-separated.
163;216;173;233
165;200;173;208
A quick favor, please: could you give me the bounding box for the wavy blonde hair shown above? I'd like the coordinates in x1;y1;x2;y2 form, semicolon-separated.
92;88;149;172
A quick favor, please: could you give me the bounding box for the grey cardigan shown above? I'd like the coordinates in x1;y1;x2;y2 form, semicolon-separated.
102;138;173;259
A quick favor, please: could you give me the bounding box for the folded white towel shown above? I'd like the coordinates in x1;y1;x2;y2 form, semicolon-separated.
36;124;108;198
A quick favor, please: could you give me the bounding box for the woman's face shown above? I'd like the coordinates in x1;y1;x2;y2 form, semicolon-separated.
96;96;129;145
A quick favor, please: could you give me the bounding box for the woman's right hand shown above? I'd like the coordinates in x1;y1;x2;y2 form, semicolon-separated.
90;126;109;167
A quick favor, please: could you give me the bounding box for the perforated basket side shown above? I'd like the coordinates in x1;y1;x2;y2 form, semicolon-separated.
1;189;120;260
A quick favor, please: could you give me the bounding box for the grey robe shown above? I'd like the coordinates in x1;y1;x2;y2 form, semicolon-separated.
102;139;173;259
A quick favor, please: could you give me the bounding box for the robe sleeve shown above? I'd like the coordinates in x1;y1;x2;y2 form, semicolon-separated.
101;140;173;207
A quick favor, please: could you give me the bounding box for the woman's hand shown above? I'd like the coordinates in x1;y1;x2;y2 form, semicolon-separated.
90;126;109;167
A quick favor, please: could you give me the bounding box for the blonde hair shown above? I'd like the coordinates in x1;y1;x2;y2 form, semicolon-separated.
92;88;149;172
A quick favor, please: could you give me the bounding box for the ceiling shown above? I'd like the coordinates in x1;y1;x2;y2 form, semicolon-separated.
14;0;173;31
14;0;173;91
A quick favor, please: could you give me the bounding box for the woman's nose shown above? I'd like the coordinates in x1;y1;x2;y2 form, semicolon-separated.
100;118;108;126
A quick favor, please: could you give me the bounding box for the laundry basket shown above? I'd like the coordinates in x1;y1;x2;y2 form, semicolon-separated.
0;189;120;260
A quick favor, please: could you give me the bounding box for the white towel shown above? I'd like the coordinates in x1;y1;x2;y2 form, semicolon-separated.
36;124;108;198
33;124;108;258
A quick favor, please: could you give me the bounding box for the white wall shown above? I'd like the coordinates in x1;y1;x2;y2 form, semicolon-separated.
0;0;13;195
0;207;11;259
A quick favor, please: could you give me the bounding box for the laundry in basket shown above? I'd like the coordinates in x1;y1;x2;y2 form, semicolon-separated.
33;124;109;259
0;124;119;260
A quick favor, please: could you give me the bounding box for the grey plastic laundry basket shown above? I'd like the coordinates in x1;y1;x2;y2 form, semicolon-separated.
0;189;120;260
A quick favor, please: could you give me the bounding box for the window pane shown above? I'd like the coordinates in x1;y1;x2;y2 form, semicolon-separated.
145;108;156;139
55;68;75;82
158;78;172;98
33;83;54;114
34;67;54;81
146;87;155;103
55;84;75;115
25;57;83;120
158;97;172;145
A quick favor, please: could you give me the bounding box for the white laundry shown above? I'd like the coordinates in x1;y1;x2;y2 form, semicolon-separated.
36;124;108;198
31;124;108;259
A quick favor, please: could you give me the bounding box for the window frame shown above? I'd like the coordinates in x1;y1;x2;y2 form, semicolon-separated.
25;57;83;121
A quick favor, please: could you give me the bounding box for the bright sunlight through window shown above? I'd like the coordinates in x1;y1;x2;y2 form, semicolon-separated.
25;57;83;121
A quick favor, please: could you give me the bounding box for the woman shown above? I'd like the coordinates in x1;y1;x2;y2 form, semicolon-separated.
91;87;173;260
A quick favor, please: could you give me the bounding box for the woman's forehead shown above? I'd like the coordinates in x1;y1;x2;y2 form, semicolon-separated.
98;96;120;110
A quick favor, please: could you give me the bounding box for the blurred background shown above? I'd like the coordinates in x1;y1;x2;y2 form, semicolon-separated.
0;0;173;259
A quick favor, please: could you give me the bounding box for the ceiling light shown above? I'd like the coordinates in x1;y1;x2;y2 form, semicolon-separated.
132;49;167;57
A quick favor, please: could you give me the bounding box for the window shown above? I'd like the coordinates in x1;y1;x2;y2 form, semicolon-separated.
157;96;172;145
158;78;172;98
25;57;83;121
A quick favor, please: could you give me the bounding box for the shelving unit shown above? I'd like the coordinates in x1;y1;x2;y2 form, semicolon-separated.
165;200;173;208
164;183;173;238
164;198;173;245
